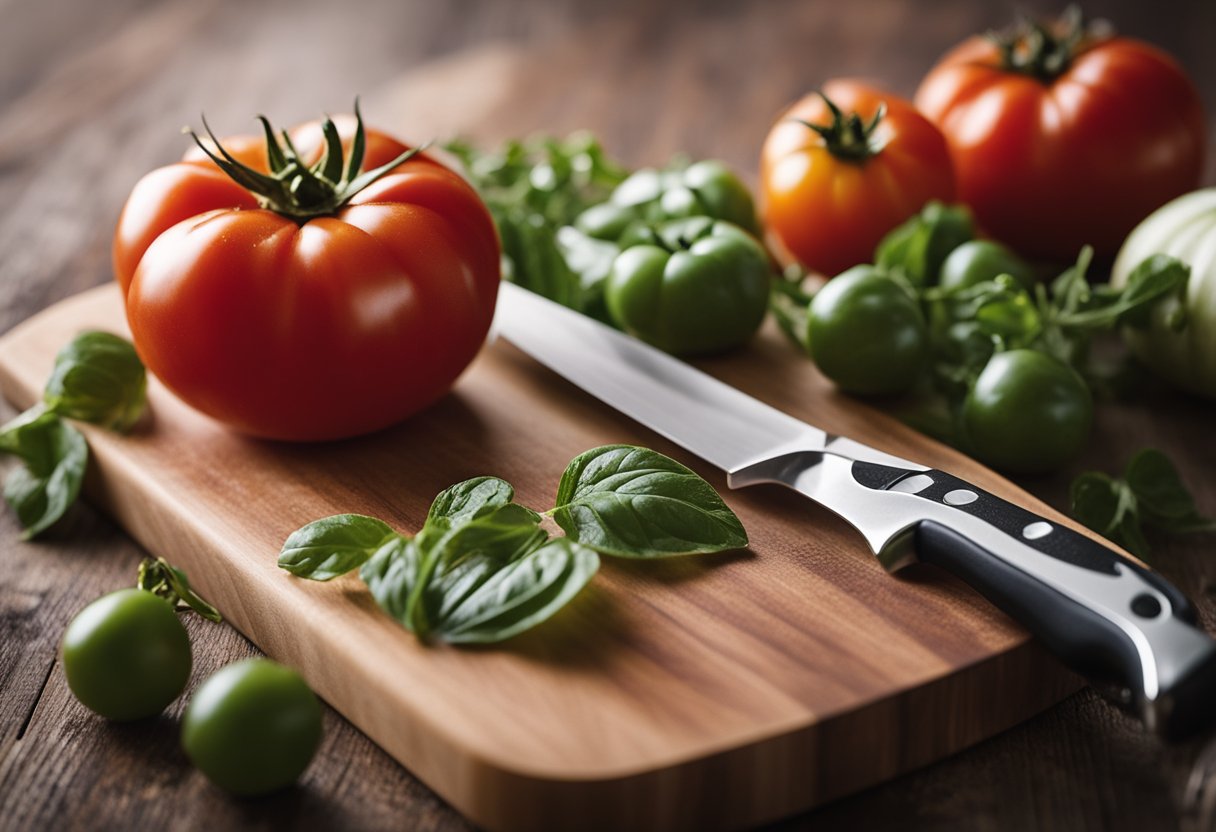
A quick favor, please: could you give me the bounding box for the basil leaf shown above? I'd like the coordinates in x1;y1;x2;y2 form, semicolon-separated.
1069;472;1148;558
552;444;748;557
427;476;515;526
1070;448;1215;559
1049;246;1094;315
0;411;87;539
447;134;627;315
875;202;972;286
278;514;398;580
43;331;147;432
429;539;599;644
1125;449;1216;534
136;556;222;622
360;534;426;624
434;503;546;564
1056;253;1188;330
1125;449;1196;521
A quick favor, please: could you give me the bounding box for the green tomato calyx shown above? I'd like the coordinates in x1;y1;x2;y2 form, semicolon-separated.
793;92;889;163
988;5;1106;83
187;99;427;220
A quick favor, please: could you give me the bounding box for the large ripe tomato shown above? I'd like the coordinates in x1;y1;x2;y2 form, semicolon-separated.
915;10;1206;262
113;108;500;441
759;79;956;278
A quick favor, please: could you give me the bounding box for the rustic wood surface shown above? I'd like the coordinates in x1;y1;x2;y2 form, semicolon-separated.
0;0;1214;830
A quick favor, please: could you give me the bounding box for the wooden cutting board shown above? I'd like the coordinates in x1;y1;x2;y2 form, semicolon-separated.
0;284;1082;831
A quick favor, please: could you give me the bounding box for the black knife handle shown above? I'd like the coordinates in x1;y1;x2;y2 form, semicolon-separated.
878;466;1216;740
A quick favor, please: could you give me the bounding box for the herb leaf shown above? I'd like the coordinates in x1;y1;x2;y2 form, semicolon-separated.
1070;471;1147;558
281;445;746;645
44;331;147;431
446;134;627;313
360;535;426;623
1071;448;1215;559
278;514;399;580
429;539;599;644
136;556;222;622
427;476;515;525
0;411;87;539
553;444;748;557
875;202;973;286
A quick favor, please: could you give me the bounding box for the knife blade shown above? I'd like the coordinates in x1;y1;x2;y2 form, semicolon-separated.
495;281;1216;740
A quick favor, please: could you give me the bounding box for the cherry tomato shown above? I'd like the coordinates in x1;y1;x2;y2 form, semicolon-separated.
113;109;501;441
760;79;956;278
61;588;191;721
181;658;322;796
962;350;1093;474
807;266;928;395
916;10;1206;261
939;240;1035;292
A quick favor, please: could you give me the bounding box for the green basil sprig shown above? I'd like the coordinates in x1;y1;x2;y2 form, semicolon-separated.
278;445;748;645
552;445;748;557
1071;449;1215;559
0;331;146;538
137;556;223;622
445;134;628;315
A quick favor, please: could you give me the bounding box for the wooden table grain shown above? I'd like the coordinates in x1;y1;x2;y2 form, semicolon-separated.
1;1;1214;830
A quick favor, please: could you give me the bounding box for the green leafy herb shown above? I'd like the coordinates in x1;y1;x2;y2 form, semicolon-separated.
446;133;628;312
43;331;147;431
278;514;398;580
1070;449;1215;559
875;201;973;286
0;331;147;538
137;556;223;622
279;444;747;645
911;249;1193;431
420;539;599;644
552;445;748;558
0;411;87;539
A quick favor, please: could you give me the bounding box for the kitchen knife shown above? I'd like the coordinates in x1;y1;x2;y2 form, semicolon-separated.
495;281;1216;740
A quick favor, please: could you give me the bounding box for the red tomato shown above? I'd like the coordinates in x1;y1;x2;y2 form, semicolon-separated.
113;111;500;441
916;13;1206;261
760;79;956;278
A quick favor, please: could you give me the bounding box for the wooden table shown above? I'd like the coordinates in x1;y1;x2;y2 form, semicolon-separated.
1;0;1214;829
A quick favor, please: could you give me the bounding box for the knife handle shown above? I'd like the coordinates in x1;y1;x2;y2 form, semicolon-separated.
867;463;1216;740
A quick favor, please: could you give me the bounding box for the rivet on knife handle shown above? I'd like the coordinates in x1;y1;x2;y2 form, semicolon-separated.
729;452;1216;740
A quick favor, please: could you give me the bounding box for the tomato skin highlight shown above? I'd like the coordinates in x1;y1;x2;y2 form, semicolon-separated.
114;117;501;442
760;80;956;278
916;35;1206;262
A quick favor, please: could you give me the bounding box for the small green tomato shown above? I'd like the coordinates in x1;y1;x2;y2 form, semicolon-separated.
181;658;323;796
61;588;191;721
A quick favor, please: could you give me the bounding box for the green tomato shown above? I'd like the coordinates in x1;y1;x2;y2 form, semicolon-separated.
61;588;191;721
669;160;758;233
940;240;1036;291
807;266;928;395
605;217;770;355
182;658;323;796
962;350;1093;475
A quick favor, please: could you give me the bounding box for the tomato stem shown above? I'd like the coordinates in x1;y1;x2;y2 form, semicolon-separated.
792;92;888;163
987;5;1106;82
187;99;429;220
